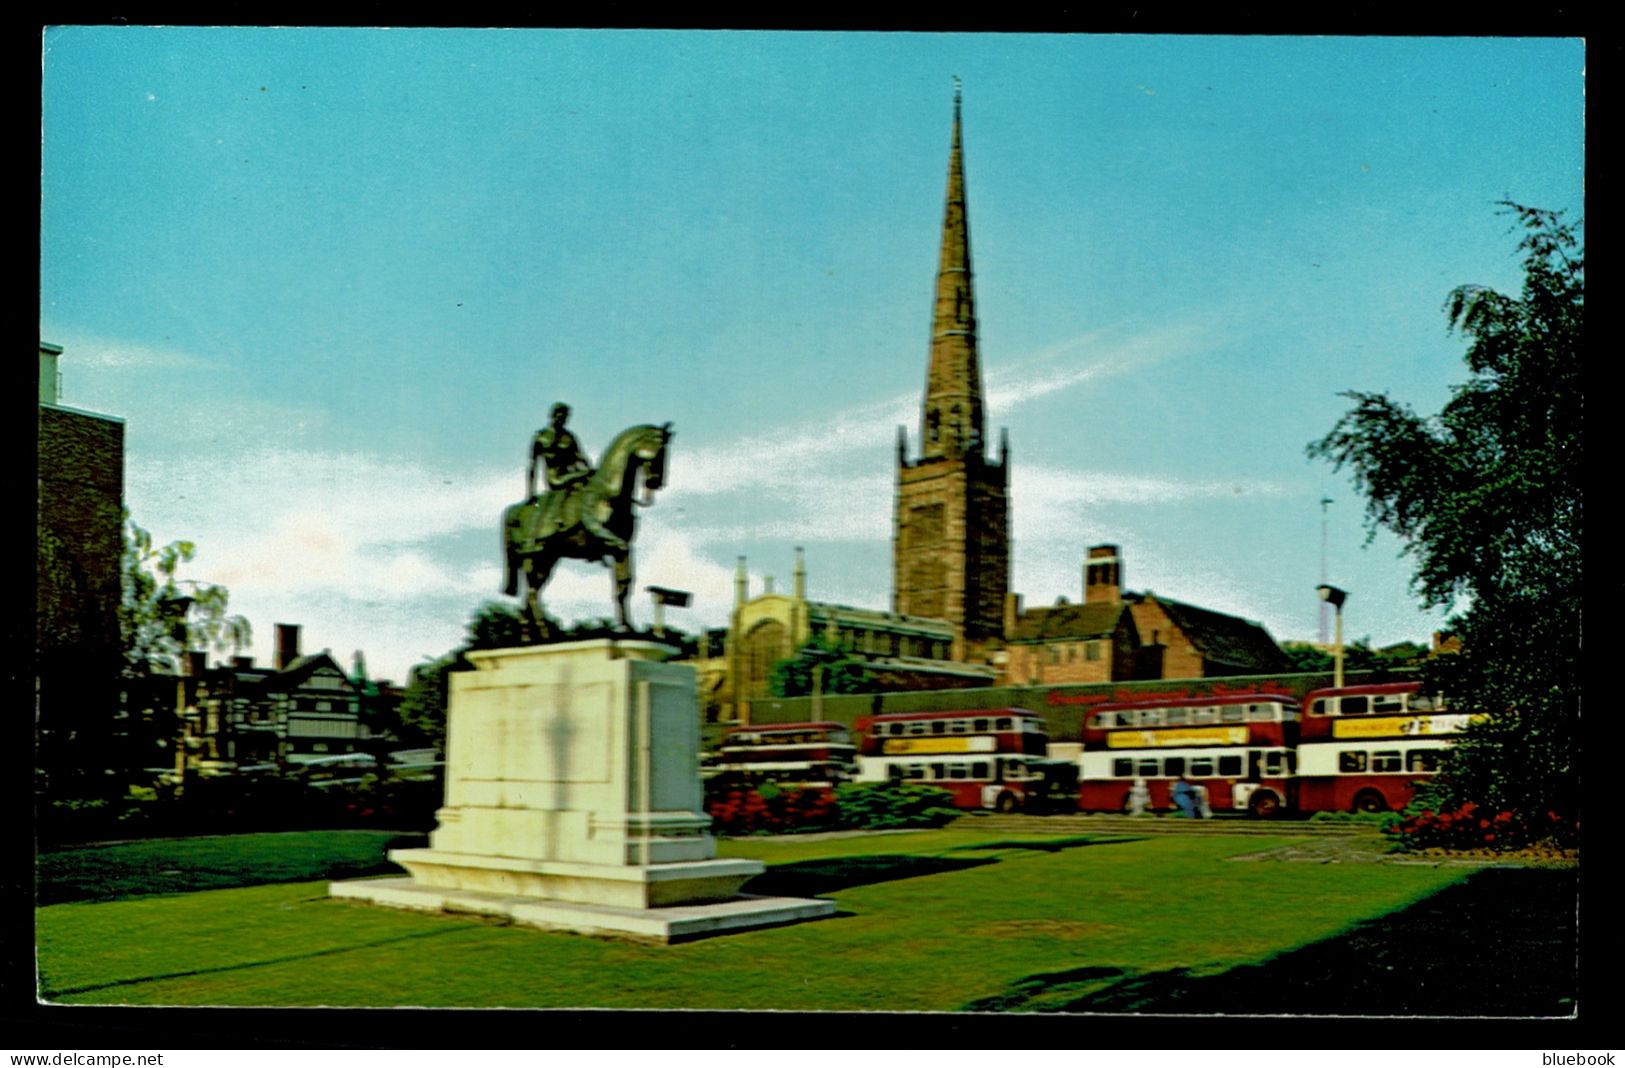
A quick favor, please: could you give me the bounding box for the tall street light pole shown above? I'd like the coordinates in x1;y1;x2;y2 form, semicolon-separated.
1316;584;1348;689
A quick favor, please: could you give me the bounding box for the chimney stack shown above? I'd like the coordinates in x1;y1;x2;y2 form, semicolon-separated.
1084;544;1123;605
276;623;302;669
40;342;62;405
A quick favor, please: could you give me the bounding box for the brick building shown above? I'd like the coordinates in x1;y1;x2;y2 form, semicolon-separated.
37;341;127;781
1006;543;1286;684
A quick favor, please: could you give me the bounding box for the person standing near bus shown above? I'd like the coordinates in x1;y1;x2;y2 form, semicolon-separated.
1171;775;1197;818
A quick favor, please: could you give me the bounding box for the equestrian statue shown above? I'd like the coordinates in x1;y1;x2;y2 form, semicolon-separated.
502;404;672;641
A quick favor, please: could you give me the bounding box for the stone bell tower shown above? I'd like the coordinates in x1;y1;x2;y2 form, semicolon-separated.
892;84;1011;662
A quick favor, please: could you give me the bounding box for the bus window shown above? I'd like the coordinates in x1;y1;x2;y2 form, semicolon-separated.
1090;713;1109;729
947;764;968;780
1165;708;1188;725
1140;709;1163;727
973;761;990;778
974;718;990;733
1372;751;1403;773
1218;755;1243;777
1190;756;1215;777
1339;751;1369;773
1137;758;1159;778
949;719;968;734
1247;704;1275;722
1374;695;1405;714
1311;699;1327;716
908;722;928;735
931;721;947;735
1220;705;1244;723
1342;696;1369;716
1407;750;1441;773
1263;751;1287;775
930;762;947;779
887;764;905;782
995;717;1013;731
1163;756;1185;778
1113;758;1133;777
1191;707;1216;724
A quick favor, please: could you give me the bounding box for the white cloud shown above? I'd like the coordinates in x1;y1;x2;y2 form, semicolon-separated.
105;316;1238;682
44;333;214;371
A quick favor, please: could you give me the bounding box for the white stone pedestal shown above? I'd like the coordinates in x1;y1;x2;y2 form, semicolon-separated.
330;639;833;941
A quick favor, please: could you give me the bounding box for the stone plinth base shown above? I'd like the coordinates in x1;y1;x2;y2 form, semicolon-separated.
330;877;836;943
329;639;833;940
387;848;763;909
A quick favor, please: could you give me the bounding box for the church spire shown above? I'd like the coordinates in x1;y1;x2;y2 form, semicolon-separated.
920;79;985;462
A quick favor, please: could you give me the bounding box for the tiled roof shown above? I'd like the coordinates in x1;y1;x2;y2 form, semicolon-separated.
1141;594;1286;672
1010;601;1132;643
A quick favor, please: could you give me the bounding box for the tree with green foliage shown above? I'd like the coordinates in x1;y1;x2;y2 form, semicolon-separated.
1278;638;1428;675
121;516;251;676
769;637;875;698
1308;203;1581;841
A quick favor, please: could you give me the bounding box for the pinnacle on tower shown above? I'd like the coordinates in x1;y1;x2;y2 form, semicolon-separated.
919;81;986;462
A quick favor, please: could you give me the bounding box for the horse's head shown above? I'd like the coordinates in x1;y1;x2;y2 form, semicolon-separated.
640;422;672;495
596;422;672;507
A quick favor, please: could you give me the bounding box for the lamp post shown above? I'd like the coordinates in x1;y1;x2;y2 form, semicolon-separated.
1316;584;1348;689
644;585;692;640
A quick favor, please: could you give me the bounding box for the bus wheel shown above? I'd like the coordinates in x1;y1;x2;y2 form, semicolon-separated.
1352;790;1388;814
995;791;1021;814
1248;791;1281;819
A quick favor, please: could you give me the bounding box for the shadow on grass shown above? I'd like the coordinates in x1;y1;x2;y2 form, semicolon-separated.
962;868;1578;1016
42;923;467;1000
743;853;1000;897
37;833;430;906
948;835;1149;854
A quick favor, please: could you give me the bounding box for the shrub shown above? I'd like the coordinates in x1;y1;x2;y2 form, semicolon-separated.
1381;799;1577;853
830;782;959;831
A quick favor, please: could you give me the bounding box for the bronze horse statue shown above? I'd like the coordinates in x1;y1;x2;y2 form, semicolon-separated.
502;422;672;640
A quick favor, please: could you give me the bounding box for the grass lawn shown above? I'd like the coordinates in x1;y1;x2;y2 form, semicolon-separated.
34;827;1575;1013
36;829;426;905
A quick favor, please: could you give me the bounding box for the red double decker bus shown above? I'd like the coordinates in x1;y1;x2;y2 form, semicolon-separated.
853;708;1056;812
710;721;859;790
1078;694;1299;817
1296;681;1470;814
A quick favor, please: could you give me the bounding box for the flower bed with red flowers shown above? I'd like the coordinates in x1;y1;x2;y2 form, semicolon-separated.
705;785;841;836
704;781;959;835
1381;801;1578;855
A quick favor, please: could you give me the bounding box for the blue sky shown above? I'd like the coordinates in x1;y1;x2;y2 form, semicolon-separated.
41;29;1585;684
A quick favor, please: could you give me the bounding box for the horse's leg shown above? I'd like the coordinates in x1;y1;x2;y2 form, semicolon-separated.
611;550;633;631
526;551;561;640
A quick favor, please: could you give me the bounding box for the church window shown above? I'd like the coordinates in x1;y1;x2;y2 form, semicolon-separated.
927;408;940;443
1086;641;1101;662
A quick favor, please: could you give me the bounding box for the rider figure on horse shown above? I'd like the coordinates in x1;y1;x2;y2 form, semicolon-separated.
529;402;593;499
523;403;625;554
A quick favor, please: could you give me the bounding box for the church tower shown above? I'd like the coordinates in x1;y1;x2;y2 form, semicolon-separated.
892;85;1011;661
